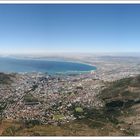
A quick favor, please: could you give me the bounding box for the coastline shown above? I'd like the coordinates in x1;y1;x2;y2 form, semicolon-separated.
0;56;97;75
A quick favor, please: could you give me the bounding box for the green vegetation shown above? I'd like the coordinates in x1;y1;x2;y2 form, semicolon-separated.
75;107;84;113
0;73;13;84
0;102;7;115
24;93;38;103
101;75;140;104
53;114;65;121
22;119;41;128
2;126;17;136
32;84;38;91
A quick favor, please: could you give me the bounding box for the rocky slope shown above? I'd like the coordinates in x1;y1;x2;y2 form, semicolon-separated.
100;75;140;136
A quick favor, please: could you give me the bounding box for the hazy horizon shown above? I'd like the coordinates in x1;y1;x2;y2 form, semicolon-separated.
0;52;140;58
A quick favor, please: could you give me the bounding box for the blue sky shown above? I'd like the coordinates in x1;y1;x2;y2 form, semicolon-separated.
0;4;140;54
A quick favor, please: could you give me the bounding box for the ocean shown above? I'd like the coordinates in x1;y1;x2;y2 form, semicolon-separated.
0;57;96;74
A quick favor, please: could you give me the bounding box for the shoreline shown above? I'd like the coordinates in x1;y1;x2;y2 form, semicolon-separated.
0;56;97;75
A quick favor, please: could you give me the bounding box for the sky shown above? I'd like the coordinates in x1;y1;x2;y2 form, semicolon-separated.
0;4;140;55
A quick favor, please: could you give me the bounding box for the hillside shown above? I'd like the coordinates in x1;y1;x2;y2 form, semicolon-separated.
0;73;14;84
100;75;140;136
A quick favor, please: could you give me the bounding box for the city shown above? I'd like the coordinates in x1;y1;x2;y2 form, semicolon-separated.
0;55;140;136
0;3;140;137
